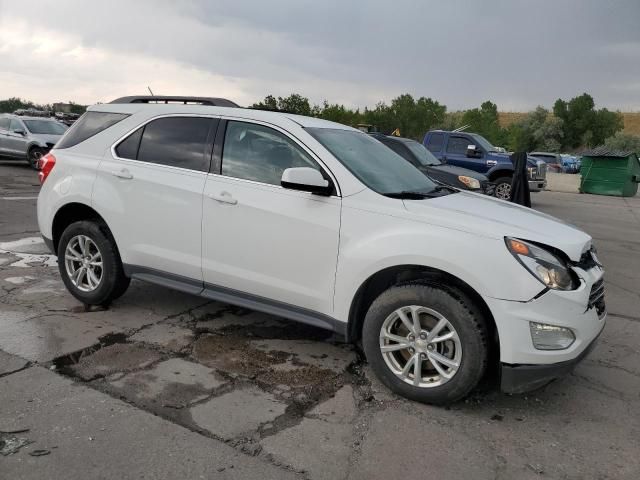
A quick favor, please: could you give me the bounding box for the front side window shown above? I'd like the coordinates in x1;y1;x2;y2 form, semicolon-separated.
135;117;213;171
221;121;320;186
23;120;67;135
57;111;129;149
307;128;437;195
446;136;470;155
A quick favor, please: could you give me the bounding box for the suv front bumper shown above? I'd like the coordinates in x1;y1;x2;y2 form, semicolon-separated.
484;266;605;393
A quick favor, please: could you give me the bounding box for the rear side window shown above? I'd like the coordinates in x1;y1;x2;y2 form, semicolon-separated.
426;133;444;153
133;117;213;171
0;118;9;130
57;112;129;149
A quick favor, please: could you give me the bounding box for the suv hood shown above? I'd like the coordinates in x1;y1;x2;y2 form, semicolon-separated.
489;151;539;167
403;191;591;261
32;133;63;145
422;164;487;181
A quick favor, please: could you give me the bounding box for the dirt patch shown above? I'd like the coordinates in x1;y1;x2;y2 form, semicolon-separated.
69;343;162;381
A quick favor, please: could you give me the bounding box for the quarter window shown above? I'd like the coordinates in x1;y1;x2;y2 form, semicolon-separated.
115;127;143;160
132;117;213;171
426;133;444;153
446;136;470;155
57;112;129;149
221;121;320;186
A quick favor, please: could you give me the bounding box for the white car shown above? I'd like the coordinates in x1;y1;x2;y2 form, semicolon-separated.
37;96;606;404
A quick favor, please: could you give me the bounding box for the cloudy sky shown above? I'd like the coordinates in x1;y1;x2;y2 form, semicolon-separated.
1;0;639;111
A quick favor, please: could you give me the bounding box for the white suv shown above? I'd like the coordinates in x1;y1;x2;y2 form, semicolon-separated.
37;96;606;404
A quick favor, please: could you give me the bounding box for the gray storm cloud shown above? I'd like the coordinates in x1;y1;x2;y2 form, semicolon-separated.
0;0;638;110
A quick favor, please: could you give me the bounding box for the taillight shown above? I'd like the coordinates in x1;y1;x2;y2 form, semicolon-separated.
38;153;56;185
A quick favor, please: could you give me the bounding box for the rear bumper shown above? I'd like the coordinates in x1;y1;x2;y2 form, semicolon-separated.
528;179;547;192
500;331;601;393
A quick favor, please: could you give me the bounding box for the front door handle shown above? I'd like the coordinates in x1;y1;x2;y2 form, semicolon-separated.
111;169;133;179
486;160;497;167
207;191;237;205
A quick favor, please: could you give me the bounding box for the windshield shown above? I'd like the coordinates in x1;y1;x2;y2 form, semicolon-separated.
404;140;441;166
307;128;438;195
23;120;67;135
470;133;497;152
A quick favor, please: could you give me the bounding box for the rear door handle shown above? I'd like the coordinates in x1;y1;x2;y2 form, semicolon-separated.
207;191;237;205
111;169;133;179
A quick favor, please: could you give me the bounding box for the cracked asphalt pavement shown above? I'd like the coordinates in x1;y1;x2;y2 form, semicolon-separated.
1;161;640;479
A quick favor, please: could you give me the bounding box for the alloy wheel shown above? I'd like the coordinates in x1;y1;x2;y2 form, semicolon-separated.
379;305;462;388
495;182;511;200
64;235;104;292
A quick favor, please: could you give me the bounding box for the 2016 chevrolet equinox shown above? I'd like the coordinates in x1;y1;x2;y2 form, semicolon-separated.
37;97;606;404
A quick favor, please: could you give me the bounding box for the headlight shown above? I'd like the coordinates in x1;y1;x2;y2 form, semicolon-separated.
458;176;480;189
505;237;578;290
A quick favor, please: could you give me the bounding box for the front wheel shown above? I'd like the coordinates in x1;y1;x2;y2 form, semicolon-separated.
362;283;489;404
57;220;130;306
493;176;513;200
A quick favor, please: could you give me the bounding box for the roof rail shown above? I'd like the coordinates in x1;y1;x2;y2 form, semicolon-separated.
109;96;240;108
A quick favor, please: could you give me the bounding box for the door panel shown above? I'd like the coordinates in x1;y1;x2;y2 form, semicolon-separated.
202;175;340;314
444;135;485;172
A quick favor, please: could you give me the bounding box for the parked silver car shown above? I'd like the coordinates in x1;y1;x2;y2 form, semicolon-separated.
0;114;68;169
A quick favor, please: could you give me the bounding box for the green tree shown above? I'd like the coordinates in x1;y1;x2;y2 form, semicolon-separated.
553;93;623;148
461;101;505;145
250;93;312;115
604;132;640;154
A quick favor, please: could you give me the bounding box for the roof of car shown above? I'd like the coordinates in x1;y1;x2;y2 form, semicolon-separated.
369;133;418;144
0;114;59;121
89;102;356;131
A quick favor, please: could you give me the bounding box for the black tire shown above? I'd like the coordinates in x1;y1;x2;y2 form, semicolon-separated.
362;282;489;405
57;220;130;306
27;147;44;170
493;176;513;200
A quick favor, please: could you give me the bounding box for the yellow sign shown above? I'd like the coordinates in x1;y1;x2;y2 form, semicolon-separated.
391;128;401;136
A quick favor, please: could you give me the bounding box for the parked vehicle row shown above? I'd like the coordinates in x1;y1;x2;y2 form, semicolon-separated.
369;133;490;193
423;130;548;200
37;96;606;404
0;114;68;169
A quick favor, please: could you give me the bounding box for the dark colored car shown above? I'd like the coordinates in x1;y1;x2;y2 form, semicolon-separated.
370;133;489;192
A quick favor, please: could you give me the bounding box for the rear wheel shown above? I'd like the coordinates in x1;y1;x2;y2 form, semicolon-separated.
493;176;512;200
27;147;44;170
362;283;489;404
57;220;130;306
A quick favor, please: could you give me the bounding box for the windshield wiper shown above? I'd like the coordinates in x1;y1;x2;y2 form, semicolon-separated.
382;190;435;199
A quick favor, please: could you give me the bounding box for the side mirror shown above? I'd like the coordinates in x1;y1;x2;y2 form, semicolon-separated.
466;144;481;158
13;129;26;136
281;167;332;195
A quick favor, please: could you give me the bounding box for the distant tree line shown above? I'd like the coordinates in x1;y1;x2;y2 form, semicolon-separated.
252;92;632;153
2;93;634;153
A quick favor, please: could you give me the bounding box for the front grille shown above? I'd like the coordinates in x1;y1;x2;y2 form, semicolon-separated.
588;279;606;318
536;161;547;179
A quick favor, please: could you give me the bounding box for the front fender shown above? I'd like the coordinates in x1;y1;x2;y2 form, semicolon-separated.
486;164;514;179
332;201;543;322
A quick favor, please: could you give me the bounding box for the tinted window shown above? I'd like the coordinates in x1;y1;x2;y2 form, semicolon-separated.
0;118;9;130
57;111;129;149
115;127;144;160
23;120;67;135
9;119;24;132
446;136;470;155
426;133;444;152
222;121;320;185
405;141;441;166
137;117;212;171
307;128;437;194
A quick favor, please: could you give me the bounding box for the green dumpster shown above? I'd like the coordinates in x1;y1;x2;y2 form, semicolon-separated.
580;148;640;197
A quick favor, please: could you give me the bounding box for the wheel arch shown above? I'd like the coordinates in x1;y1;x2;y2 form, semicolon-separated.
486;168;513;182
347;264;499;357
51;202;110;253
